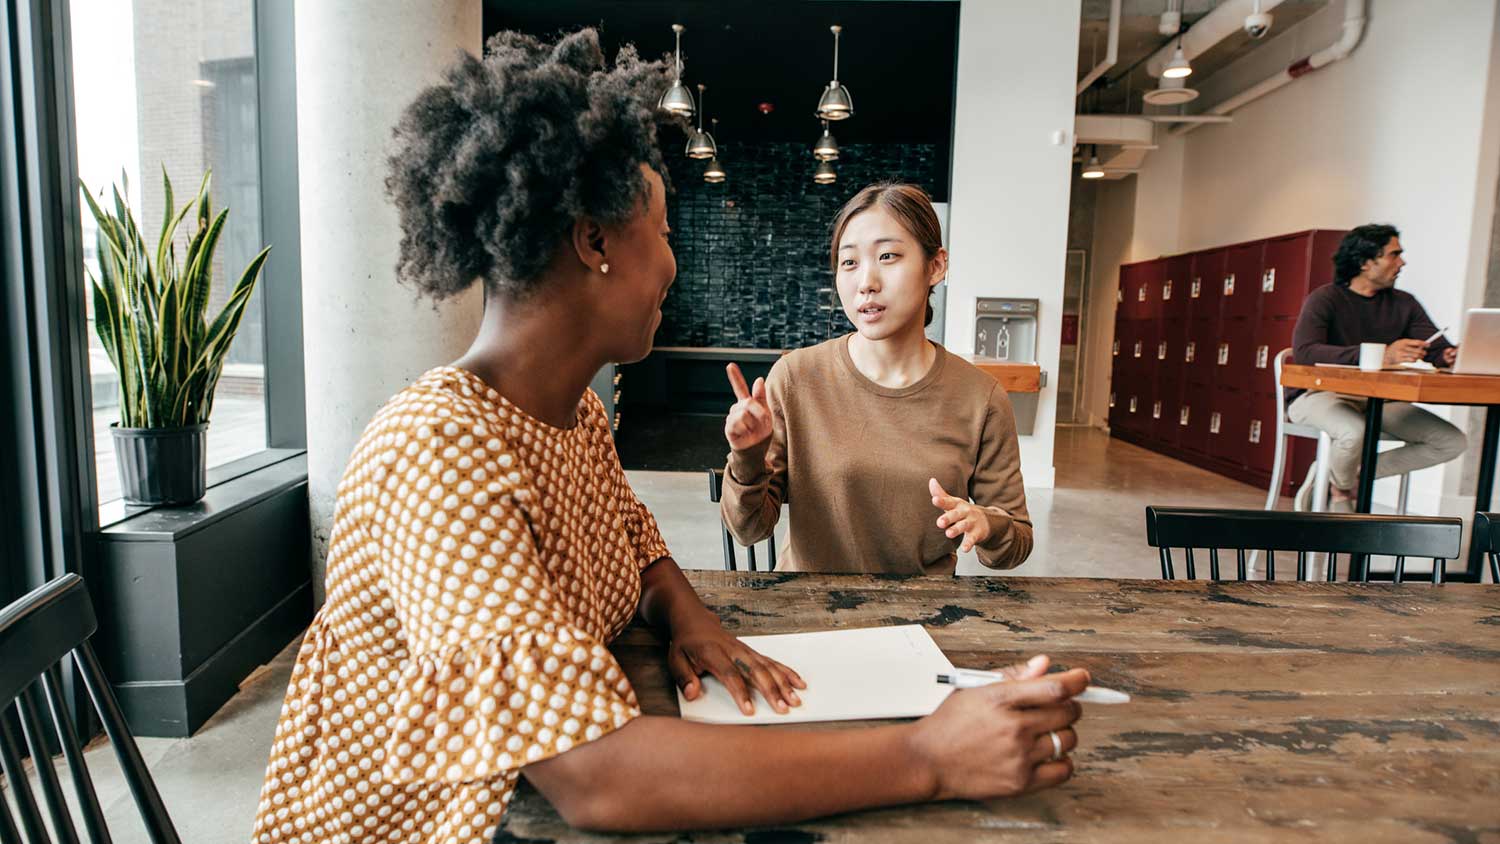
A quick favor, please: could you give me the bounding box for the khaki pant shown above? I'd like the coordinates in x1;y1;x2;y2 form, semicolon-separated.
1287;391;1467;491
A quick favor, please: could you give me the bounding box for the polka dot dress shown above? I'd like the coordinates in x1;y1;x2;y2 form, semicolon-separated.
251;367;669;843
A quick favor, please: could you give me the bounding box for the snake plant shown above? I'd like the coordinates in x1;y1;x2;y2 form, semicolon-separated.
81;169;270;429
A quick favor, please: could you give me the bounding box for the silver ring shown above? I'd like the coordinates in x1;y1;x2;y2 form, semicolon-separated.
1048;730;1063;761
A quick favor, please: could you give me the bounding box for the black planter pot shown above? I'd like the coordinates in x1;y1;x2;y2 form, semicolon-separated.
111;422;209;505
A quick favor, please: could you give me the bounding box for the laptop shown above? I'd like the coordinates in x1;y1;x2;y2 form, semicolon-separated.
1451;308;1500;375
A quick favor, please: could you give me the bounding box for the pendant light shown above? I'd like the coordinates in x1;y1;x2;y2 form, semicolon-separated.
658;24;695;117
703;120;726;183
685;84;717;159
1162;40;1193;79
1081;146;1105;179
813;159;837;185
812;119;840;161
815;25;854;121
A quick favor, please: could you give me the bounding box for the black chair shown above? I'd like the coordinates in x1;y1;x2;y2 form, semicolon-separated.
707;468;777;572
1145;506;1462;584
1471;513;1500;584
0;573;182;843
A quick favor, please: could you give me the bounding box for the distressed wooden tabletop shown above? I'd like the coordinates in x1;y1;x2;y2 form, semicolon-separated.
497;572;1500;843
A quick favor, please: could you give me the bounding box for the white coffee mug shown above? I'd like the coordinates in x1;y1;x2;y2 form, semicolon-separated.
1359;342;1386;371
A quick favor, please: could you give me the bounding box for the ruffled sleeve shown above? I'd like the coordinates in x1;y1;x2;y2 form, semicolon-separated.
364;408;642;786
584;389;671;571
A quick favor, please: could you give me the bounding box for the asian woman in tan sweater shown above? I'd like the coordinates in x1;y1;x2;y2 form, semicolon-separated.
721;183;1032;575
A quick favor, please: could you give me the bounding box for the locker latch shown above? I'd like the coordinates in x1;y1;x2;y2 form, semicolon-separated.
1191;278;1202;298
1109;391;1116;408
1138;285;1147;302
1157;341;1167;360
1133;340;1143;358
1152;400;1162;419
1256;345;1269;368
1113;339;1119;356
1179;406;1190;426
1163;280;1172;300
1223;274;1235;296
1210;411;1222;434
1217;343;1230;365
1249;420;1262;444
1129;396;1138;413
1262;268;1276;292
1185;341;1195;363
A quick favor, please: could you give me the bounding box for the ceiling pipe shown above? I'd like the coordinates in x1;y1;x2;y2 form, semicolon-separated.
1174;0;1367;135
1144;0;1290;78
1077;0;1121;95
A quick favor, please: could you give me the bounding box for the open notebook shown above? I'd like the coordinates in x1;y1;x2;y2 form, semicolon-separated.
676;625;956;725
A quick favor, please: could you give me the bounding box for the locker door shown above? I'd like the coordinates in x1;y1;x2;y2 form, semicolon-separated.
1188;249;1225;323
1261;234;1312;319
1185;318;1218;389
1160;255;1192;319
1255;318;1297;397
1214;318;1257;392
1208;387;1248;466
1178;388;1209;455
1308;229;1344;292
1222;242;1264;320
1244;390;1279;474
1154;374;1183;447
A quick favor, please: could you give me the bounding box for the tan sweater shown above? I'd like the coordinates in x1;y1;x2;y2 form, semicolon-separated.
721;336;1032;575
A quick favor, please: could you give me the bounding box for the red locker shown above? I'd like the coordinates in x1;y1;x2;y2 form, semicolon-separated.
1154;374;1183;447
1244;391;1279;473
1185;319;1218;388
1208;388;1248;466
1214;318;1257;392
1222;243;1265;319
1253;317;1297;393
1188;249;1225;322
1161;255;1192;319
1308;230;1342;292
1160;318;1188;367
1178;390;1209;455
1261;234;1313;319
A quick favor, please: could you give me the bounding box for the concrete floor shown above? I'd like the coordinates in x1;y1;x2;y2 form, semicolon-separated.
6;428;1293;842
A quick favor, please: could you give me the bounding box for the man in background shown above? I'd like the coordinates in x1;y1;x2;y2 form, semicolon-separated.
1286;224;1466;510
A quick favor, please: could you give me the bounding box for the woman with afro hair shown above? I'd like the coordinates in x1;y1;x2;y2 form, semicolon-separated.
250;29;1087;844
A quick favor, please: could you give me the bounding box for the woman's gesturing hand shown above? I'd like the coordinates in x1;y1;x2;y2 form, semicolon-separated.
930;478;1000;553
724;363;774;452
909;655;1087;800
667;610;807;715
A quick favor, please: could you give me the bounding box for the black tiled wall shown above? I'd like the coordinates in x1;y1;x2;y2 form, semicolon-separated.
659;141;939;350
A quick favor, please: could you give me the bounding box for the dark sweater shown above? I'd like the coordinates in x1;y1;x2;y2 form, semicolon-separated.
1288;283;1453;401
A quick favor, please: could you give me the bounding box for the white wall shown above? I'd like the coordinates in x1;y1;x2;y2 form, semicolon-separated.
1083;177;1136;426
946;0;1081;488
1100;0;1500;512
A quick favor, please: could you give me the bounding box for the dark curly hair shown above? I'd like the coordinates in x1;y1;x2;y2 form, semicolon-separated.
386;29;678;301
1333;223;1400;286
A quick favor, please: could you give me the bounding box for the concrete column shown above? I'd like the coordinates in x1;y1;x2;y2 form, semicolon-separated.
945;0;1081;489
295;1;484;598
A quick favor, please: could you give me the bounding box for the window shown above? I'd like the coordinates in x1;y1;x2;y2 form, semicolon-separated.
70;0;267;510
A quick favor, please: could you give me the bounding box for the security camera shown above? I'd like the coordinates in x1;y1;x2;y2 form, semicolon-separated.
1243;10;1273;39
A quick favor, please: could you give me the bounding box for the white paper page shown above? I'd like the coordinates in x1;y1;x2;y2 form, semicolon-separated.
677;625;956;725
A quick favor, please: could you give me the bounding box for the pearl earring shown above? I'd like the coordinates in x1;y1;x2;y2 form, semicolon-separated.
600;262;610;275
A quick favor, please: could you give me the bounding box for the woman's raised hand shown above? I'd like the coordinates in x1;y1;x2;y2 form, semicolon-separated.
724;363;774;452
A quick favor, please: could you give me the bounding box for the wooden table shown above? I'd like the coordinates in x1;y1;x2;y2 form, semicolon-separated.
497;572;1500;843
1281;364;1500;581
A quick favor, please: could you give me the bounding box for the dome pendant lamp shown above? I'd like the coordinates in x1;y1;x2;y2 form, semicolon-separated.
685;84;717;159
812;119;840;161
815;25;854;121
658;24;695;116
